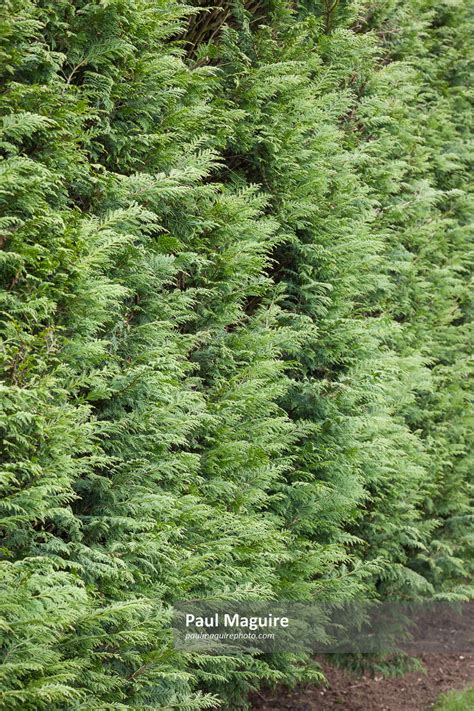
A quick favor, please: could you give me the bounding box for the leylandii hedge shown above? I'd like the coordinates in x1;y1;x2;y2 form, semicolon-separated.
0;0;472;708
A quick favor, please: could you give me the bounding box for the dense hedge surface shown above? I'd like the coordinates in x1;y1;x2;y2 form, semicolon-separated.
0;0;472;708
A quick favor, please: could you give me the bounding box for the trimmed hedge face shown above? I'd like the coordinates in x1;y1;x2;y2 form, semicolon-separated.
0;0;472;708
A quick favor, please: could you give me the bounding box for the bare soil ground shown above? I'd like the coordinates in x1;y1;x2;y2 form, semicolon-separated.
252;654;474;711
250;653;474;710
250;600;474;710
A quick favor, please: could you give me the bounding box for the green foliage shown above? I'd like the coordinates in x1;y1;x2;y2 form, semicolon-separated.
435;686;474;711
0;0;471;708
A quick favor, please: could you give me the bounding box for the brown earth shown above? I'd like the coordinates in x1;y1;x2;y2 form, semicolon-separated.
250;601;474;710
250;653;474;711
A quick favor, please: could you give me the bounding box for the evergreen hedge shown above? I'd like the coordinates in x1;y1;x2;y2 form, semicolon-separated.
0;0;472;708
